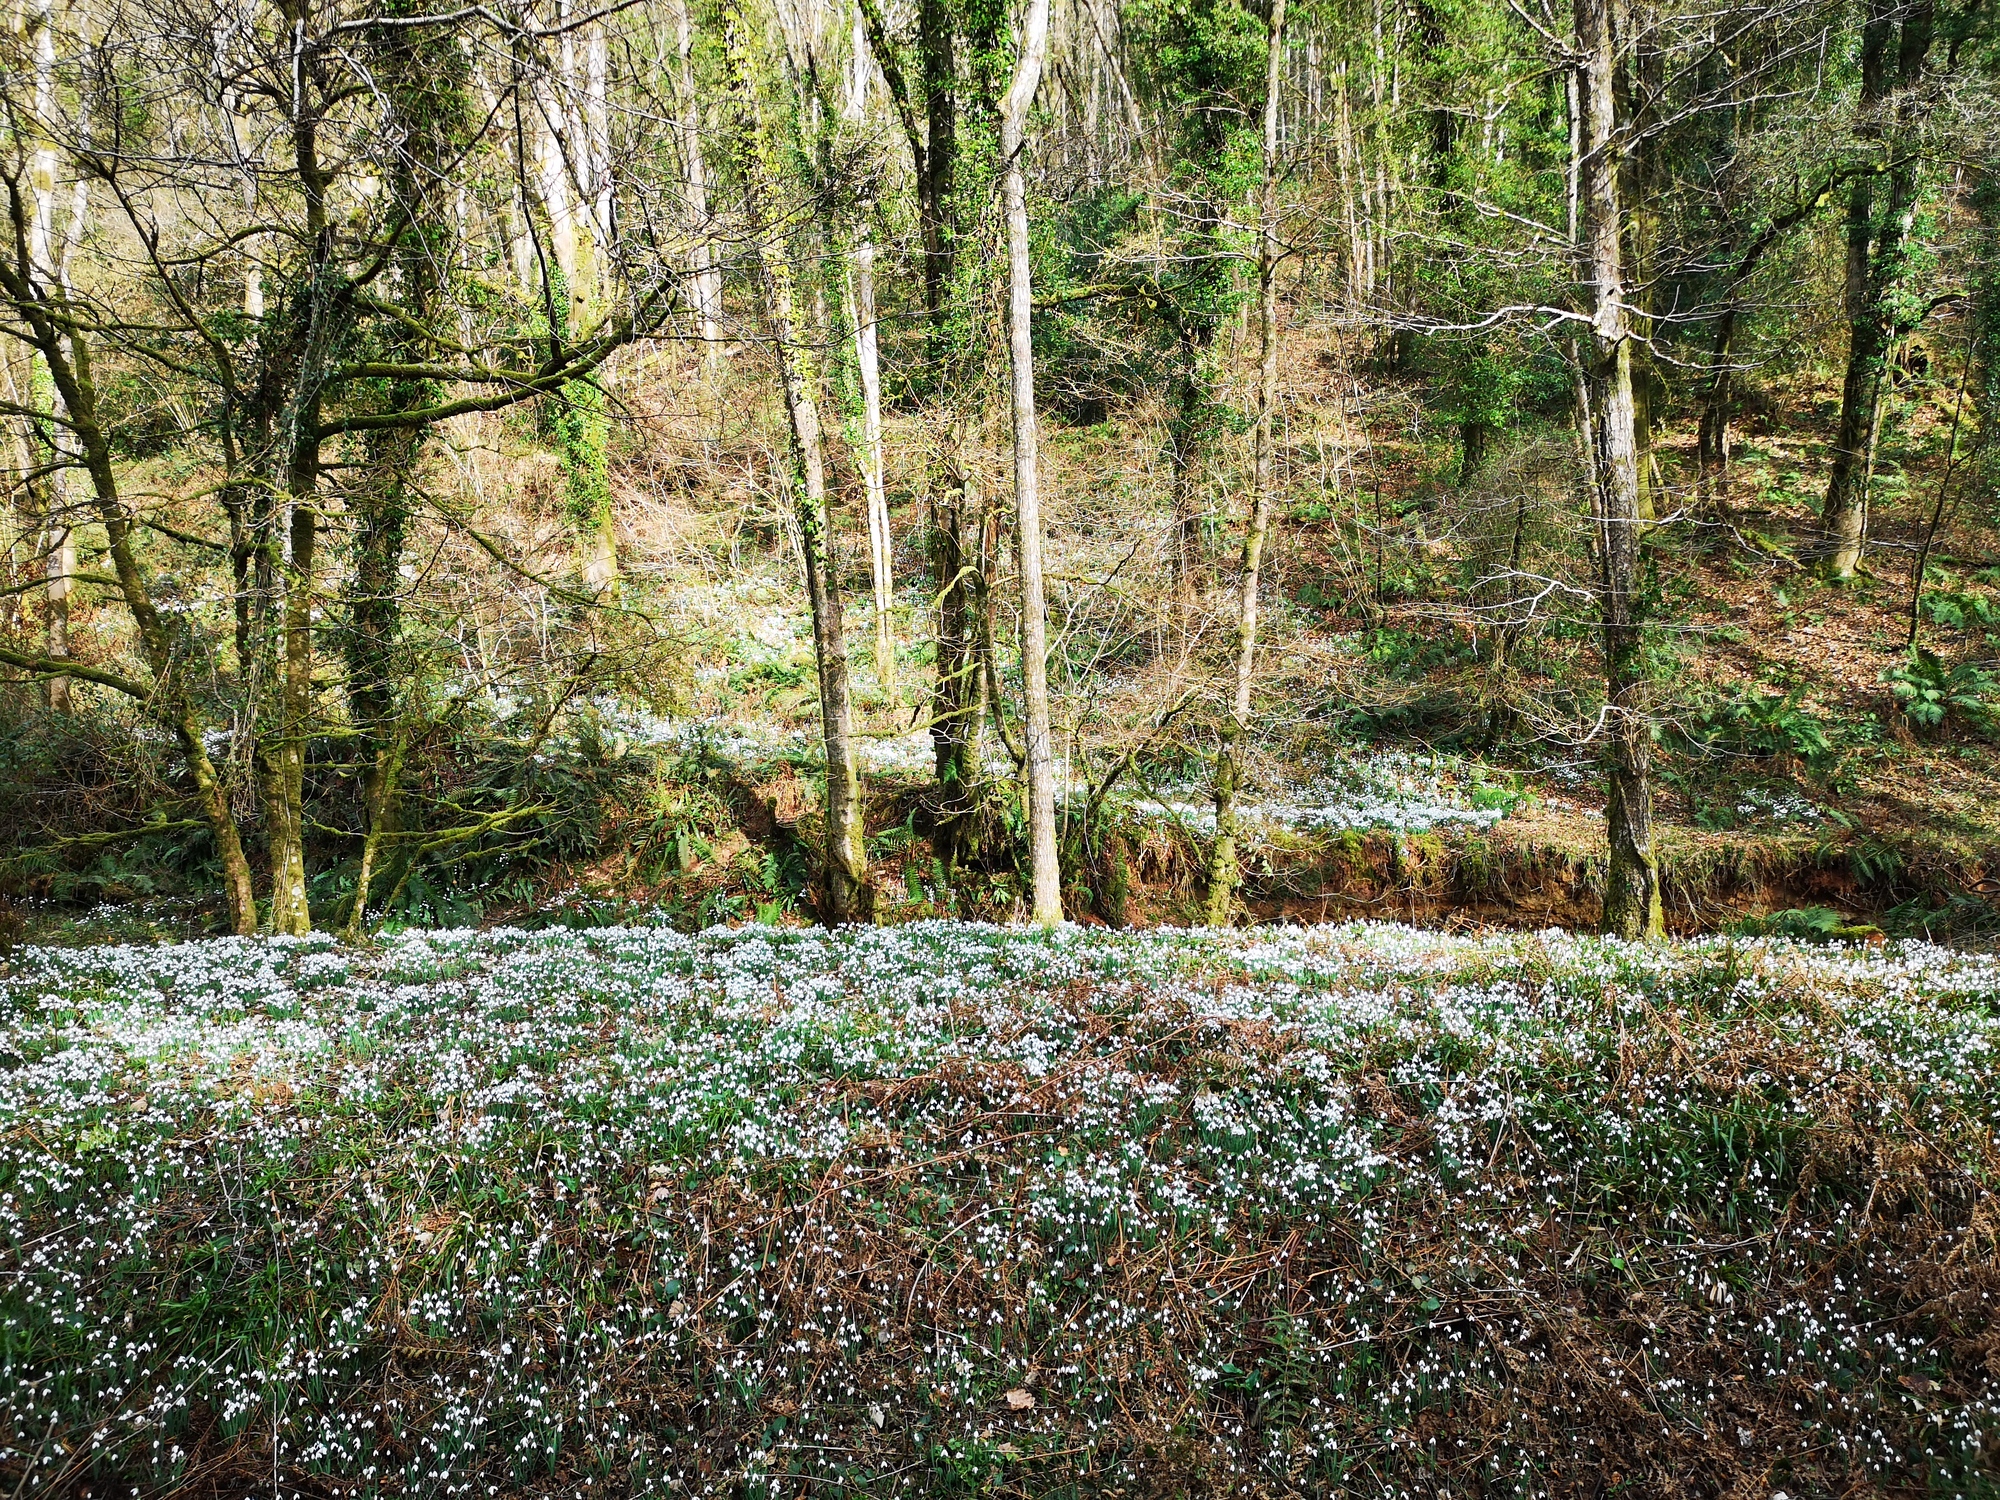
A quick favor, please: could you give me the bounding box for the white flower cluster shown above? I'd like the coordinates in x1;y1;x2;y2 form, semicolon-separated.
1731;783;1826;825
3;921;1995;1497
588;703;939;779
1127;750;1507;835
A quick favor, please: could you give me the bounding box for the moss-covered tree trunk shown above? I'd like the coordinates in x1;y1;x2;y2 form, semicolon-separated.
1576;0;1662;940
724;0;870;923
1206;0;1286;928
1822;0;1933;580
341;0;470;939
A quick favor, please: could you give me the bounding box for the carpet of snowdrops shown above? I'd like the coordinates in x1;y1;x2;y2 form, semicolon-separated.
594;704;1513;838
3;920;1998;1498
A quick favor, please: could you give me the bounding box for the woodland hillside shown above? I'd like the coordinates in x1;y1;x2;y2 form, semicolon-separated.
0;0;1997;942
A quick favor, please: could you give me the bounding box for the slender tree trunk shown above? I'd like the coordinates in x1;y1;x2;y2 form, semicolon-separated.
0;22;256;925
1697;172;1853;505
1;353;34;644
1206;0;1286;927
1906;329;1975;648
854;235;898;701
1001;0;1061;926
1576;0;1662;940
845;15;897;703
43;512;70;712
262;494;315;936
930;452;980;860
27;0;68;713
1822;0;1932;579
344;744;399;938
1169;368;1205;603
724;0;870;922
1;309;260;931
534;12;617;593
675;0;723;401
1695;305;1739;495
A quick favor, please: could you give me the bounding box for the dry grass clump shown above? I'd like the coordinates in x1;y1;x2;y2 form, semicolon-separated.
2;922;1997;1497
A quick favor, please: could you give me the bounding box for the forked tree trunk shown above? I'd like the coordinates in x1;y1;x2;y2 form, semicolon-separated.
255;47;346;938
724;0;870;923
1206;0;1286;927
13;5;262;928
1001;0;1061;926
0;304;261;932
1575;0;1662;940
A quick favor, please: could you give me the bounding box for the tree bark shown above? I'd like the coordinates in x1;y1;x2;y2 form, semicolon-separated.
27;0;70;713
1821;0;1933;579
342;0;469;939
854;233;898;701
251;46;344;939
535;9;617;593
724;0;870;923
0;274;260;932
846;15;897;704
676;0;723;401
1575;0;1662;940
1206;0;1286;928
1001;0;1061;926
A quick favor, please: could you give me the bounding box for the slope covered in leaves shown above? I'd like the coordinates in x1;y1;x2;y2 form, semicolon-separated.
2;922;1997;1496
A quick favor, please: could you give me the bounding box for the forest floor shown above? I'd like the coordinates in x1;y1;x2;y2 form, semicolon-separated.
5;920;1997;1497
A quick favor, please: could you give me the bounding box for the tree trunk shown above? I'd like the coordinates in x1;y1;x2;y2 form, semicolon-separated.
1575;0;1662;940
261;496;315;936
1169;369;1205;602
2;311;261;932
675;0;723;402
1206;0;1286;928
340;2;467;939
1001;0;1061;926
846;16;896;704
256;49;350;939
43;509;70;712
27;0;69;713
724;0;870;923
1822;0;1933;579
1695;305;1738;494
854;233;897;701
1457;417;1490;489
929;453;981;866
535;22;618;593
